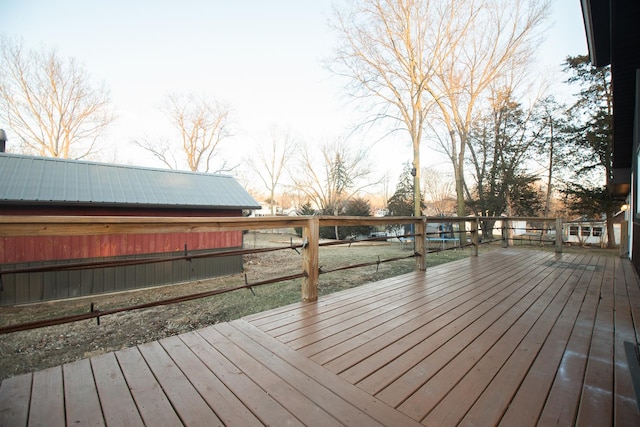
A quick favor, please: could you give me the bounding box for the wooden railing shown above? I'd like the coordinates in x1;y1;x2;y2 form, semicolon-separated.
0;215;563;332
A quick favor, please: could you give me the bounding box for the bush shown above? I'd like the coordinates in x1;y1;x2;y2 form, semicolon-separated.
338;197;372;239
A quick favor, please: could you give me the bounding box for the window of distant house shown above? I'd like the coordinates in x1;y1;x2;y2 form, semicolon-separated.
581;226;591;237
592;227;603;237
569;226;579;236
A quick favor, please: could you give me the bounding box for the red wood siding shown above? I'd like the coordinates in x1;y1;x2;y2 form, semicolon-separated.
0;206;245;263
0;231;242;264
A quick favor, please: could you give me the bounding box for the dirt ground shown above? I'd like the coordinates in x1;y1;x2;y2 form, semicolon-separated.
0;232;417;380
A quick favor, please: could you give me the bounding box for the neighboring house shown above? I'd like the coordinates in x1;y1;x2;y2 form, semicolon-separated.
0;153;260;305
563;220;621;247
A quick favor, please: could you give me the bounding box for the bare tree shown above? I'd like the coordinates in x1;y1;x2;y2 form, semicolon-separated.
331;0;438;217
422;168;456;215
427;0;549;218
133;137;177;169
290;139;377;239
290;139;375;215
331;0;549;219
251;126;296;215
0;37;114;159
137;93;232;172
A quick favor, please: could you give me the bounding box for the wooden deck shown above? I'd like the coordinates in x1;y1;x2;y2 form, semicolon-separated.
2;249;640;426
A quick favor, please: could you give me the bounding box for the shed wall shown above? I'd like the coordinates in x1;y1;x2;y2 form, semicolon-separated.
0;248;243;305
0;231;243;264
0;208;247;304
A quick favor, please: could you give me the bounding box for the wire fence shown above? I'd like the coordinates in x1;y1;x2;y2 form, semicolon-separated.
0;215;563;334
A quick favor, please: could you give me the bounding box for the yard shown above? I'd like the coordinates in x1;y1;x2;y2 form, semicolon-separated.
0;230;473;380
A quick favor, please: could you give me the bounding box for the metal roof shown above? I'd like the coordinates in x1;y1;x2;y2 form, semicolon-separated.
0;153;260;210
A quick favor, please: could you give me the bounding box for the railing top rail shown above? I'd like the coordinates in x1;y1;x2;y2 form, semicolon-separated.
474;216;558;222
0;214;562;237
0;215;307;237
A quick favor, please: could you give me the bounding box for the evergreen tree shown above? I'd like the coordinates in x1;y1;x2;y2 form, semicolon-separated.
387;163;418;216
562;55;616;247
335;197;372;239
466;89;543;238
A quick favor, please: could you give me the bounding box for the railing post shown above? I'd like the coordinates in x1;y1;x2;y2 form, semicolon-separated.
302;216;319;302
471;217;479;256
415;217;426;271
555;217;563;253
501;219;509;248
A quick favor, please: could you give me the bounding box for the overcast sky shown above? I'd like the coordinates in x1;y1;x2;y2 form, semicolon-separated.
1;0;588;179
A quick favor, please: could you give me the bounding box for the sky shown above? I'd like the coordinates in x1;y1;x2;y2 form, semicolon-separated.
0;0;588;188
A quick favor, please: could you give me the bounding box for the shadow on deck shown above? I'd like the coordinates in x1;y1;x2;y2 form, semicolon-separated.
1;249;640;426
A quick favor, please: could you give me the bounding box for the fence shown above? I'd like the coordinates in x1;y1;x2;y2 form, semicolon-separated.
0;215;563;333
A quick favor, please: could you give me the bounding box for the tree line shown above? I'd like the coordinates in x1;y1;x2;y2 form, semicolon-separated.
0;1;617;246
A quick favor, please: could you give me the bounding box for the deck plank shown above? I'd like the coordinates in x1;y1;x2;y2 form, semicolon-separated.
114;346;183;427
261;274;427;338
179;330;305;427
250;254;508;334
0;373;31;427
396;252;574;422
246;272;425;330
349;251;562;394
496;256;597;426
62;359;105;426
91;352;145;427
29;366;65;427
575;255;616;426
197;325;342;427
215;321;388;427
159;335;264;426
425;254;588;425
228;319;423;427
615;258;640;425
137;340;223;426
326;252;552;380
295;253;528;359
622;259;640;343
537;255;608;425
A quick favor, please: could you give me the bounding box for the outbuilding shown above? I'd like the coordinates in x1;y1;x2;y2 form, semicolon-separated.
0;153;260;305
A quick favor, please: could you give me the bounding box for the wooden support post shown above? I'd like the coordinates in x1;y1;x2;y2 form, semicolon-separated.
555;217;563;254
415;218;426;271
302;217;319;302
620;220;629;258
471;217;479;257
501;219;509;248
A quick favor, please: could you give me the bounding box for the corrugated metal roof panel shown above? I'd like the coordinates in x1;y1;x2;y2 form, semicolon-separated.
0;153;260;209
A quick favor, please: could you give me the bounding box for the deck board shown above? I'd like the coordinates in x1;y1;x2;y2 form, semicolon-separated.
91;352;145;427
115;346;184;427
538;255;609;425
29;366;65;427
2;249;640;426
395;253;573;422
62;359;105;426
0;372;31;427
138;340;223;426
178;330;303;427
496;255;596;426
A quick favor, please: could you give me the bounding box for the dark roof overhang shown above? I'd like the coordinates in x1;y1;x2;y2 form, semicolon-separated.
581;0;640;199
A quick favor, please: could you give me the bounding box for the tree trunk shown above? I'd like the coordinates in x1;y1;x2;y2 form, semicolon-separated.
606;210;616;248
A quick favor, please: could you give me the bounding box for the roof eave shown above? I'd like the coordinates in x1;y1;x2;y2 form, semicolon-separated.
581;0;611;67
